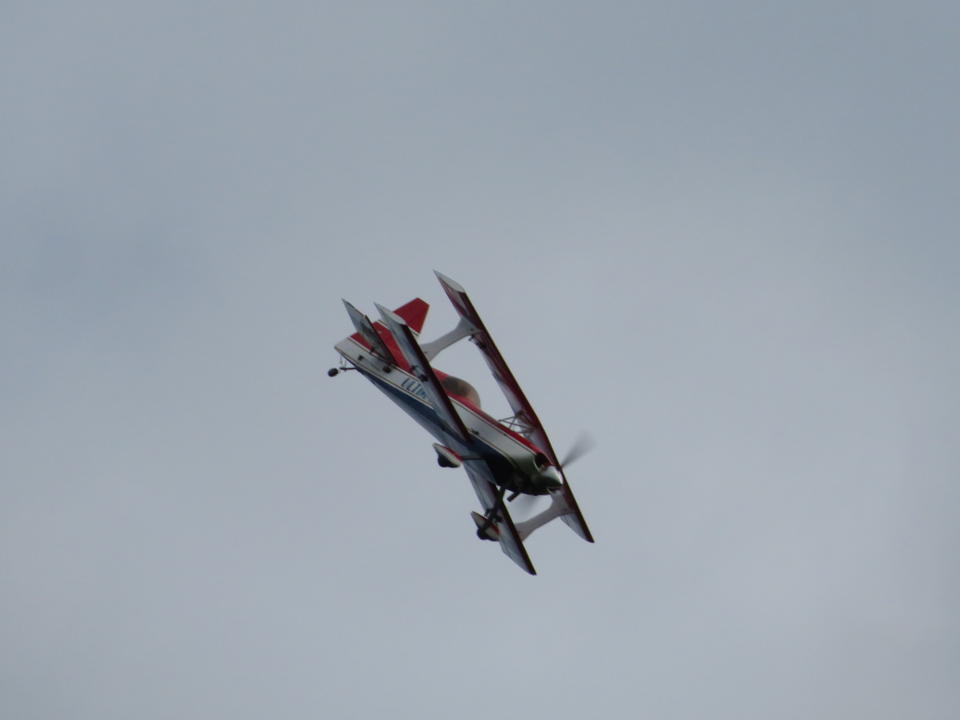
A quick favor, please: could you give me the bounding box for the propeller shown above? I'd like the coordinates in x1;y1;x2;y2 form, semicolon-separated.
558;432;595;470
510;432;595;516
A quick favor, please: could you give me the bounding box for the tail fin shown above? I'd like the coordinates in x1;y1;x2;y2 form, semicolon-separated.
393;298;429;335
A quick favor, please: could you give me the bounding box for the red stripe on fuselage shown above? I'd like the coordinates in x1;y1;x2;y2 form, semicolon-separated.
349;322;410;370
432;368;544;456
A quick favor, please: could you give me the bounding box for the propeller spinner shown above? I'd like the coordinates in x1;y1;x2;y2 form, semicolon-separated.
511;433;595;514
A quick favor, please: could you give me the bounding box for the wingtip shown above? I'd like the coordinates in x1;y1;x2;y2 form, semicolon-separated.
434;270;464;293
374;302;404;326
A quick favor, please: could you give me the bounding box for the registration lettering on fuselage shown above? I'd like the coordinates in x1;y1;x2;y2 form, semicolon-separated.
400;376;429;402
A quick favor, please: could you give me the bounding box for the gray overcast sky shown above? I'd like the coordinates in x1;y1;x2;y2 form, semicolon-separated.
2;2;958;718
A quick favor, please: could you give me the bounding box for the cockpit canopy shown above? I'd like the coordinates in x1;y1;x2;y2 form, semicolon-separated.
440;375;481;408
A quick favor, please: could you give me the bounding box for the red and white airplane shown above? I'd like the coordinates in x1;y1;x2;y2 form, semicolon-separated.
330;272;593;574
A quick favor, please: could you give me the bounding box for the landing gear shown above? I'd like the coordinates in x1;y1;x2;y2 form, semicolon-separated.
471;486;507;541
473;511;500;541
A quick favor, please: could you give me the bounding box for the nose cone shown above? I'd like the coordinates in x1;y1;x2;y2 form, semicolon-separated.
538;466;563;490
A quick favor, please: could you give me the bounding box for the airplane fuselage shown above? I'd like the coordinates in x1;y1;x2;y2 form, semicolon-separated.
335;336;551;496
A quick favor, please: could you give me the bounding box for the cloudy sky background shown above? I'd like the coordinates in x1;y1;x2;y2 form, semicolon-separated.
3;2;958;718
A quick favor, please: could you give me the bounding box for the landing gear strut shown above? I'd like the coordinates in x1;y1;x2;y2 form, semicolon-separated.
474;486;507;540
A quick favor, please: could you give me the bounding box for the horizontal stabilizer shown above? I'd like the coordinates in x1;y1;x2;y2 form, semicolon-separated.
343;300;393;363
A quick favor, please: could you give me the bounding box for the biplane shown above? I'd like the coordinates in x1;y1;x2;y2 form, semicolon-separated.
330;272;593;574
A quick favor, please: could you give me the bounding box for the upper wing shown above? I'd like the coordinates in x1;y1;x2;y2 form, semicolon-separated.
462;461;537;575
435;272;558;461
375;303;470;443
435;272;594;543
